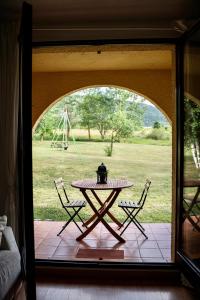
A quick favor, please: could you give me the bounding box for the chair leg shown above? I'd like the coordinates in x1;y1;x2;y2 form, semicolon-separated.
127;208;145;231
120;218;132;235
121;208;135;227
133;217;145;232
130;217;148;239
72;207;87;228
57;207;83;236
123;208;145;232
119;213;131;228
120;208;148;239
119;207;135;234
119;208;145;231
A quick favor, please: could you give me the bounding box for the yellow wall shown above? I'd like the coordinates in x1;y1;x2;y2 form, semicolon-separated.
32;66;176;261
32;69;173;127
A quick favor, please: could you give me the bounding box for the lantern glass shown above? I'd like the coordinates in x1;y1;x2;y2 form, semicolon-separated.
96;163;108;184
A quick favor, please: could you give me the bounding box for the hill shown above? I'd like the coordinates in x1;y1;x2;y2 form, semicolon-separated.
140;103;168;127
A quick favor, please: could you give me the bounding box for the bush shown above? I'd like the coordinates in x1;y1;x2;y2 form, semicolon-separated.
132;128;152;138
32;132;53;141
153;121;161;129
32;134;41;141
146;128;170;140
104;145;112;156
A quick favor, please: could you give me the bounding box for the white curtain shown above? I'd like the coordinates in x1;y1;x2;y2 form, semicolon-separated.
0;21;20;241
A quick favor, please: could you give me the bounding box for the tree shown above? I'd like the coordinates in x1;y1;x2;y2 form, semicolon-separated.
184;97;200;168
153;121;161;129
34;93;81;141
78;94;96;140
78;88;116;140
52;94;81;138
35;116;54;141
78;87;145;141
126;100;144;129
105;110;134;156
77;87;145;154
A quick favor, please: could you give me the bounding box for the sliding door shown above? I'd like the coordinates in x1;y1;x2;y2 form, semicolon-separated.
177;23;200;289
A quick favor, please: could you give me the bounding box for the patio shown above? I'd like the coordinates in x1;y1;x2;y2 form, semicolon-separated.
34;221;171;263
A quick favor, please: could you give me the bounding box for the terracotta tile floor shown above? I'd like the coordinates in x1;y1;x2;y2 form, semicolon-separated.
34;221;172;263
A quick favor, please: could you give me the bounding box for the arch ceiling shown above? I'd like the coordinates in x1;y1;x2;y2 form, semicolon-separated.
32;44;175;126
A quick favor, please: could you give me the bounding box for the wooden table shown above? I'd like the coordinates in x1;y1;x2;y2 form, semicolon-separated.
71;179;133;243
184;179;200;231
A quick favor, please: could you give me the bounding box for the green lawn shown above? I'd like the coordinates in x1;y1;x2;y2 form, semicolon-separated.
33;141;172;223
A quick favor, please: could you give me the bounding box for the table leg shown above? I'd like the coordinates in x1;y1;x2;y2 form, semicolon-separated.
83;190;115;227
76;189;125;243
92;190;122;227
84;190;122;228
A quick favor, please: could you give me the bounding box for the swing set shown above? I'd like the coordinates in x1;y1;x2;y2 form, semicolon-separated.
51;106;75;150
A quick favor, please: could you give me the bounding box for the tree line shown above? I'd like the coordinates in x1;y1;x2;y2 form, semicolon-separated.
35;87;145;155
34;87;172;155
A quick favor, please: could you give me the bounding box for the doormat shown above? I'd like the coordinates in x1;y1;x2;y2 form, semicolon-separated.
76;248;124;260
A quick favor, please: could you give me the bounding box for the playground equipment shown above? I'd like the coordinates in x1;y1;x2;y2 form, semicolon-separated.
51;106;75;150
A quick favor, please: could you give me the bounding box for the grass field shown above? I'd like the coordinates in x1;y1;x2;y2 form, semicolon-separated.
33;141;172;223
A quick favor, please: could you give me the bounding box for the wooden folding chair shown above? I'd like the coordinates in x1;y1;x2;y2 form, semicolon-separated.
54;178;87;236
118;179;151;239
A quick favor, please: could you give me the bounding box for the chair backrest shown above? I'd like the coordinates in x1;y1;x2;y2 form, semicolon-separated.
54;177;70;207
138;179;151;208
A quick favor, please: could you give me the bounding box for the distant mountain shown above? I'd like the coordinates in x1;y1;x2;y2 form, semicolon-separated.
140;103;168;127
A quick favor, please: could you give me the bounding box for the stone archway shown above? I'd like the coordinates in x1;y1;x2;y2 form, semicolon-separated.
32;68;173;127
33;84;171;131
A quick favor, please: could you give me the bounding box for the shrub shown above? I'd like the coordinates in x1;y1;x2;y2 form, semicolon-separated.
32;132;53;141
146;128;170;140
104;145;112;156
153;121;161;129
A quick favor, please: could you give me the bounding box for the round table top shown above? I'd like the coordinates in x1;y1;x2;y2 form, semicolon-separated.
71;179;133;190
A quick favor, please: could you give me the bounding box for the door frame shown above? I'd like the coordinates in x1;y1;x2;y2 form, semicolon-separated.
32;38;176;270
175;20;200;290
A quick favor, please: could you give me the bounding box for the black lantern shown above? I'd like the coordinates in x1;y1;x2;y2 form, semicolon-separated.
96;163;108;184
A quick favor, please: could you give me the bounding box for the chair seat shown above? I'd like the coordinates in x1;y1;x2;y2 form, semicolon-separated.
118;200;140;208
64;200;86;208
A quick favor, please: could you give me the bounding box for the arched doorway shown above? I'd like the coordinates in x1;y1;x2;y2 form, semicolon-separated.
33;86;172;263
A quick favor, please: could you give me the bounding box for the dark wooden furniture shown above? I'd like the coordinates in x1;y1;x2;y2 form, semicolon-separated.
71;179;133;243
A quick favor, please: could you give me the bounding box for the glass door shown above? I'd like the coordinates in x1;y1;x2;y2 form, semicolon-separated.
177;23;200;287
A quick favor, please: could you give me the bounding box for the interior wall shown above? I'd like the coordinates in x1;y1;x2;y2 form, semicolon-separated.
32;69;172;126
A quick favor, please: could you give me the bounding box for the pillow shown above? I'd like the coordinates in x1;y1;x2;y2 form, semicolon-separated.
0;216;7;248
0;215;7;227
0;224;4;247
